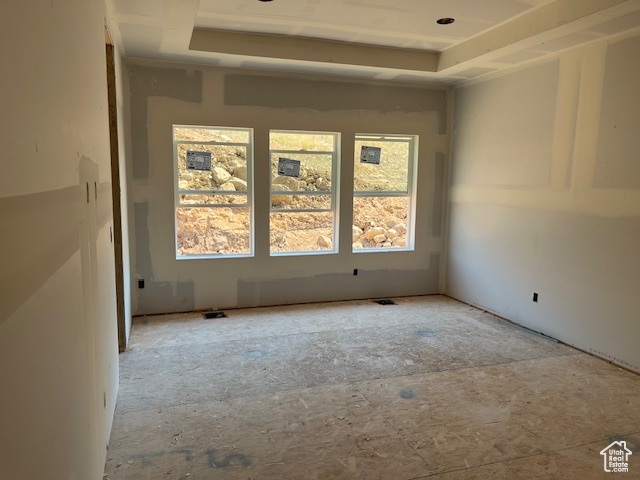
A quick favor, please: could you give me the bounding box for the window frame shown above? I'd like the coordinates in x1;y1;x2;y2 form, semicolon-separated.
353;133;417;253
173;124;254;259
269;129;340;256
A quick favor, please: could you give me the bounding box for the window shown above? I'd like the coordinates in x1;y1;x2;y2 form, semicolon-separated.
173;125;253;258
269;130;339;254
353;134;417;251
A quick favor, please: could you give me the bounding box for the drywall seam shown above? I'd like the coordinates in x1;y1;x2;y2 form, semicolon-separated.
97;181;114;228
571;42;608;189
133;201;196;314
236;259;439;309
440;88;455;294
133;202;153;281
223;74;449;134
0;176;110;324
432;153;445;237
127;65;203;179
449;187;640;217
0;186;81;323
549;50;582;188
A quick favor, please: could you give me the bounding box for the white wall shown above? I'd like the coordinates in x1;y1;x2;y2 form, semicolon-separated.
0;1;119;478
447;30;640;372
125;60;451;315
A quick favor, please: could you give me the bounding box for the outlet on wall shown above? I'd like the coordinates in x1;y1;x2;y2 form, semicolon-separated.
138;279;145;289
533;292;539;302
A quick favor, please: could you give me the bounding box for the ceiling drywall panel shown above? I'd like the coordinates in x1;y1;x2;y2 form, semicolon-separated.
538;31;603;52
196;0;540;49
454;67;497;78
494;49;549;64
113;0;163;17
107;0;640;83
589;9;640;34
119;23;164;57
439;0;631;70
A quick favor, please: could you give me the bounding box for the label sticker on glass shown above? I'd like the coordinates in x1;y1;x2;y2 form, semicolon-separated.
360;146;381;165
278;157;301;178
186;151;212;171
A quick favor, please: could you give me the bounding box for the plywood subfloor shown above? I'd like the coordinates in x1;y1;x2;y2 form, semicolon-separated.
104;295;640;479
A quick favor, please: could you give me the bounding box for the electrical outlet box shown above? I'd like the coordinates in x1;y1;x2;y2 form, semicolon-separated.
533;292;539;302
138;279;145;289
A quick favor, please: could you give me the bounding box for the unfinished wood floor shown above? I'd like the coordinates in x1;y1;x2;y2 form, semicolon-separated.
105;295;640;479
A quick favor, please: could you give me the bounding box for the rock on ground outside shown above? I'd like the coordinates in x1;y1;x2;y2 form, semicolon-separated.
228;177;247;190
317;235;332;248
352;225;363;242
364;227;385;240
273;175;303;191
212;167;231;185
233;165;247;181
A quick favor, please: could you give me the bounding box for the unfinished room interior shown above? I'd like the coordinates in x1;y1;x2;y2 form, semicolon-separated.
1;0;640;479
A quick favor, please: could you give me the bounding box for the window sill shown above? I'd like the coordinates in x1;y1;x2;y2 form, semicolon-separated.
270;250;338;257
176;253;254;260
353;247;414;254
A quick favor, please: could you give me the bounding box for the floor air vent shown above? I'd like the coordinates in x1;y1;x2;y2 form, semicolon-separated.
374;299;396;305
203;311;227;319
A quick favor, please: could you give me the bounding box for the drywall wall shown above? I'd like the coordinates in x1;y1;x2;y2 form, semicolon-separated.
0;1;119;478
447;30;640;372
111;38;133;343
125;61;450;314
594;35;640;189
452;61;559;187
118;67;134;345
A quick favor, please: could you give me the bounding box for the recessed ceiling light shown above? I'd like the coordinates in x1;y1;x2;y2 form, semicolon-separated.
437;18;455;25
258;0;273;2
